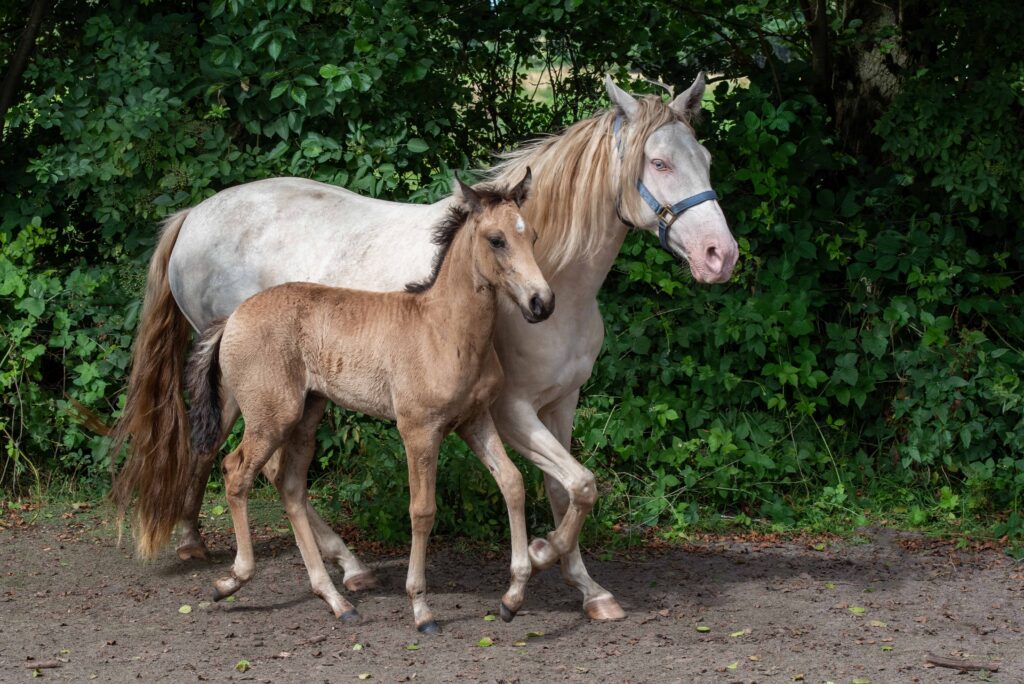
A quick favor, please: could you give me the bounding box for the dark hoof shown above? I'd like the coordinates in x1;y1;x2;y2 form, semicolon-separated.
417;620;442;635
212;588;228;602
340;608;361;623
499;602;517;623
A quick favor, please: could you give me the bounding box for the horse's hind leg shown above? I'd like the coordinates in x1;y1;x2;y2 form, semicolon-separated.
457;410;530;622
272;396;358;620
178;397;240;561
261;414;378;591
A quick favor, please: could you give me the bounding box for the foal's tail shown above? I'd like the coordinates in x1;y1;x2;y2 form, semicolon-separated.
111;210;194;559
185;319;227;456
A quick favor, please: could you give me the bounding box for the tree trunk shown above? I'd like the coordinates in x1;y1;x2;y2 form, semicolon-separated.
0;0;51;137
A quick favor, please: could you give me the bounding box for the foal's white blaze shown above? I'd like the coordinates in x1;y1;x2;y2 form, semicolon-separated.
515;215;526;234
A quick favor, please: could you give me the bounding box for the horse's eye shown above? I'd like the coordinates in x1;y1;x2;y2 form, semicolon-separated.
488;235;507;249
652;159;668;171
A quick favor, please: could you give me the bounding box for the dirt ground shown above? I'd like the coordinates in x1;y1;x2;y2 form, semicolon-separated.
1;503;1021;683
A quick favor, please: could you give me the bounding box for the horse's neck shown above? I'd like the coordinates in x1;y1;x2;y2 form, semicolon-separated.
551;214;629;302
421;227;497;353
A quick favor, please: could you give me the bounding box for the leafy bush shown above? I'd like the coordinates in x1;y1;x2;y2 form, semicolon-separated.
2;0;1022;542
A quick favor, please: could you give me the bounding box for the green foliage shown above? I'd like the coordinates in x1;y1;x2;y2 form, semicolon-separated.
2;0;1022;543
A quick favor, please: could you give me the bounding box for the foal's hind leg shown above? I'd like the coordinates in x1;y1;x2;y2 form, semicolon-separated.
261;420;378;591
457;410;530;622
272;397;358;620
212;436;270;600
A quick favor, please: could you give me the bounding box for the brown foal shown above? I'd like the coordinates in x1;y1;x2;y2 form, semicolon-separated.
184;170;552;633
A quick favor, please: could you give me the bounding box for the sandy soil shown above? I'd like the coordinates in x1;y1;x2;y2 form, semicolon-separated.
1;505;1020;683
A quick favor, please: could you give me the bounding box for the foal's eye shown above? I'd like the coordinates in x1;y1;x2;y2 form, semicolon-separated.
488;235;507;249
652;159;669;171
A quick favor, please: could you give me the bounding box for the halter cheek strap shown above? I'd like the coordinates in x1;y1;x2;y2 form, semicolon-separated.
613;114;719;253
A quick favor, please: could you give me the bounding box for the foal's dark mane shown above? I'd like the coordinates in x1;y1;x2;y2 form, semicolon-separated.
404;182;520;294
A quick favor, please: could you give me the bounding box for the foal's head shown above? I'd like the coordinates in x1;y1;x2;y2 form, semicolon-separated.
457;168;554;323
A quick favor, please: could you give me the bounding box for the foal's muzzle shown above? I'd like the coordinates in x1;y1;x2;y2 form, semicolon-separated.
524;290;555;323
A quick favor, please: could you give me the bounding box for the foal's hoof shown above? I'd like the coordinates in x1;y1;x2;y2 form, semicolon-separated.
176;541;210;562
340;608;361;623
417;620;442;635
583;595;626;621
343;571;380;592
212;576;242;602
528;537;558;572
499;602;517;623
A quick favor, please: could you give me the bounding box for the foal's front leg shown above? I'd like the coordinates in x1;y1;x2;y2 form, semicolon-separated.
397;418;443;633
457;410;530;622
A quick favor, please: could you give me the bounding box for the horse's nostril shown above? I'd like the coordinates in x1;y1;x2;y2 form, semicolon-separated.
705;244;723;273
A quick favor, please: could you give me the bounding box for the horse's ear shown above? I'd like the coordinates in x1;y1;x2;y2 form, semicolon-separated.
605;74;639;120
669;71;706;120
511;167;532;207
454;174;481;212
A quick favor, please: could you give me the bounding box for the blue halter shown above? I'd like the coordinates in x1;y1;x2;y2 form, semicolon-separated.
613;114;719;253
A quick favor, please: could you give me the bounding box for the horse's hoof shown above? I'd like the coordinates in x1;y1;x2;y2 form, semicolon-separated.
583;595;626;621
528;537;558;572
417;620;442;635
340;608;361;623
499;602;517;623
176;542;210;562
343;571;380;592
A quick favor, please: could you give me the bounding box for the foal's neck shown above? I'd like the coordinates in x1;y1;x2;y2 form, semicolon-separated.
420;219;497;345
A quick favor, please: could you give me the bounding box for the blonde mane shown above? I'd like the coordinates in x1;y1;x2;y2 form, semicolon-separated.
488;95;687;274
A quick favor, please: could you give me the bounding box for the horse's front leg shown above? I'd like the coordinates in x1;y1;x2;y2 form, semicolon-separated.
538;390;625;621
492;394;625;620
492;396;595;569
456;410;530;622
396;418;443;634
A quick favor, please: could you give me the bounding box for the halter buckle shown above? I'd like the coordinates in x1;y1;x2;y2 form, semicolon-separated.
656;206;676;224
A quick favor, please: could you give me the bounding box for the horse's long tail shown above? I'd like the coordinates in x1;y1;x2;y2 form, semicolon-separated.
185;319;227;456
111;210;194;559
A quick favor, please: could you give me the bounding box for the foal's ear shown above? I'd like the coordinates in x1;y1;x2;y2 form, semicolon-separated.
454;174;481;212
669;71;706;120
511;167;532;207
605;74;639;120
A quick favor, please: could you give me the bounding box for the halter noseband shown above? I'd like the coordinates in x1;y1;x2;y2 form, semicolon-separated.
613;114;719;254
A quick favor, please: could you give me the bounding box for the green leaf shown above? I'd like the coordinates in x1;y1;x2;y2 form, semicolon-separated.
477;637;493;647
270;81;289;100
290;87;307;108
178;604;192;614
352;643;363;651
405;643;420;651
268;38;282;61
695;625;711;633
848;606;866;615
483;614;496;621
526;631;544;638
406;138;429;153
357;675;371;681
235;659;250;672
319;64;342;79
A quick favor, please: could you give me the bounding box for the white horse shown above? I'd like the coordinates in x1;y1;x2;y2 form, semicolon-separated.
112;74;738;621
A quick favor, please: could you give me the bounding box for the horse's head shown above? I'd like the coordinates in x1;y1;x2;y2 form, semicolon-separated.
607;74;738;284
455;169;555;323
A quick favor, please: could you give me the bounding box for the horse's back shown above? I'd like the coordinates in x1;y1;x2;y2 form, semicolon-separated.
168;177;449;332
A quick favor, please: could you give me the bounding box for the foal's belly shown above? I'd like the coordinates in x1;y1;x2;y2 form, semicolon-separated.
314;371;397;422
